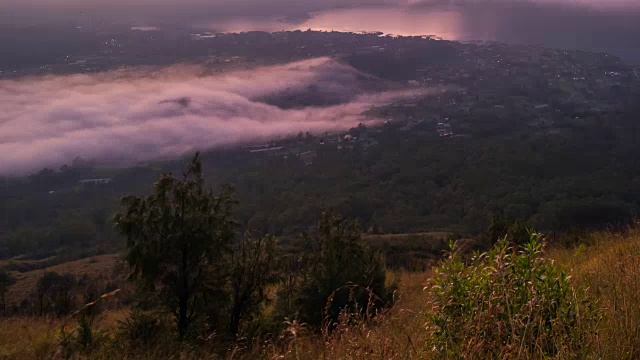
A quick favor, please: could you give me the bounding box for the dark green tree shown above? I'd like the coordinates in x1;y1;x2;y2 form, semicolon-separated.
0;270;15;316
35;271;76;316
114;153;236;338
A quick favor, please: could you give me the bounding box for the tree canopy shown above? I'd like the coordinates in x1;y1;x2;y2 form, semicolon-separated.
114;153;236;338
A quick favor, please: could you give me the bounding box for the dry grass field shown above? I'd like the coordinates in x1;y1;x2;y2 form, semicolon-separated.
5;254;122;305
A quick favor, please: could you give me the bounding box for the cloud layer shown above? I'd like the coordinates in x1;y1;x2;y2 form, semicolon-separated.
0;58;426;175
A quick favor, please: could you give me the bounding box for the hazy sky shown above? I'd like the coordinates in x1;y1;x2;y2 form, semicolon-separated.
2;0;638;62
2;0;638;14
2;0;638;21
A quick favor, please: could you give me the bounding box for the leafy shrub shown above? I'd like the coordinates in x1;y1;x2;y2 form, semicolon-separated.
58;314;105;358
117;309;166;349
75;315;97;350
427;232;598;359
281;212;395;329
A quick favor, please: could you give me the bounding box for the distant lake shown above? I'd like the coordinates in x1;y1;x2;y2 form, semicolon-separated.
210;5;640;64
210;8;482;41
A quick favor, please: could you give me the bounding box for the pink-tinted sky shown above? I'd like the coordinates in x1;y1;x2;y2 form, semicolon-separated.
201;1;640;62
2;0;638;21
1;0;637;9
3;0;638;62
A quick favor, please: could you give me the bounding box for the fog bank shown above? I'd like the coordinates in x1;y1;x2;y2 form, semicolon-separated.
0;58;431;175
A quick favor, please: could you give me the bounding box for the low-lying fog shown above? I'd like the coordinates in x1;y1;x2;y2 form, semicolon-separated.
0;58;437;175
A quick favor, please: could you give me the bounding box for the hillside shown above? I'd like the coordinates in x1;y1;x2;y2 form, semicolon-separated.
4;254;121;305
0;30;639;360
1;229;640;359
1;31;639;265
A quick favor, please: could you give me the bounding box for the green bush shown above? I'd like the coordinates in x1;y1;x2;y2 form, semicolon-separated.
427;232;598;359
58;314;106;358
282;212;395;330
117;309;166;349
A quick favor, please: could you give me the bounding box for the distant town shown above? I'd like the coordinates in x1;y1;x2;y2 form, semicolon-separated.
3;27;639;182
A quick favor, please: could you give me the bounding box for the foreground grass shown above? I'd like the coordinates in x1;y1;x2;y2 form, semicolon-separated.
552;229;640;359
0;310;128;360
0;272;431;360
257;271;431;359
0;317;67;359
3;229;640;359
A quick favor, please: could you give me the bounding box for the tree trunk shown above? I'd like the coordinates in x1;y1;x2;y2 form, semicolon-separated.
178;242;190;339
229;295;242;336
178;294;189;339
